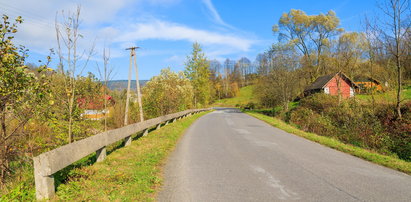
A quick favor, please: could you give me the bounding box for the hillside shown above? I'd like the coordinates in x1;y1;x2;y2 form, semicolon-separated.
106;80;149;91
213;85;257;107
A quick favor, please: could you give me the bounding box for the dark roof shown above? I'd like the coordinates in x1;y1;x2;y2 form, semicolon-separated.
354;76;381;84
305;74;334;91
305;72;359;91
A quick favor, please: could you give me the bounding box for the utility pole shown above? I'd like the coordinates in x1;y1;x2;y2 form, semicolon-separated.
124;46;144;126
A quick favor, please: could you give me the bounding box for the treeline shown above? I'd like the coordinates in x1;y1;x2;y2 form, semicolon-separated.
255;6;411;111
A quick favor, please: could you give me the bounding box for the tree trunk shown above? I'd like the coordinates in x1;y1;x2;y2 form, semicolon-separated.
396;56;402;119
0;106;6;184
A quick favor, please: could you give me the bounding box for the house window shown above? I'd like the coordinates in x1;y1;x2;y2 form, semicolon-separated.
350;87;354;97
324;87;330;94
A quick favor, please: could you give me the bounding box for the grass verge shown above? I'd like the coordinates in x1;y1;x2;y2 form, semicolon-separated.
53;111;210;201
245;111;411;175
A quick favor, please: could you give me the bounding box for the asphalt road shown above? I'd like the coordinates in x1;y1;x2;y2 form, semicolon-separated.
158;108;411;202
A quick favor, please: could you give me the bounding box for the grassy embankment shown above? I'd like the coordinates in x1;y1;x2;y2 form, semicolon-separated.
216;85;411;174
51;111;210;201
356;85;411;103
245;111;411;174
213;85;258;107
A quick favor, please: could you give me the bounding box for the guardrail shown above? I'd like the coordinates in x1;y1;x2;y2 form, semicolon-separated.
33;108;210;200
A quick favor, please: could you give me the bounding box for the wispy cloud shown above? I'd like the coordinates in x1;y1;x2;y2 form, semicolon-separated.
201;0;234;29
115;19;255;51
4;0;259;72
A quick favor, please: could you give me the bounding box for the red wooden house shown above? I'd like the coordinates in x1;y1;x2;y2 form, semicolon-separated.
304;72;359;99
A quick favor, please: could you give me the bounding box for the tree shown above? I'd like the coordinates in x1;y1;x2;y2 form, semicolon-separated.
378;0;410;119
209;59;222;99
55;6;94;142
97;47;113;131
237;57;252;86
184;43;211;107
256;44;300;110
143;68;193;118
334;32;367;77
0;15;51;183
273;9;343;81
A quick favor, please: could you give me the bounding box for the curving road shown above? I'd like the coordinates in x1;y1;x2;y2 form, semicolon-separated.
158;108;411;202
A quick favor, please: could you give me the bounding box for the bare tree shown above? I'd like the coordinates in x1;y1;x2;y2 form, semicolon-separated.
97;46;113;132
378;0;410;118
55;5;95;142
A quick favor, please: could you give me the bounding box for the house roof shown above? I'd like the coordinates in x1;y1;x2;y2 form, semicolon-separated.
305;72;359;91
354;76;381;84
305;74;335;91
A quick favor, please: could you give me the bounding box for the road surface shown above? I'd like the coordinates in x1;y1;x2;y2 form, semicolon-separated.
158;108;411;201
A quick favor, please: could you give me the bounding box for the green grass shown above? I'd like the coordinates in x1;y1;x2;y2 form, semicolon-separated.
403;85;411;100
213;85;257;107
54;111;210;201
245;111;411;175
356;85;411;103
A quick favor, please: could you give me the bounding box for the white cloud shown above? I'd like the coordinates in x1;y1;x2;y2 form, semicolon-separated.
2;0;258;67
201;0;234;29
115;19;254;51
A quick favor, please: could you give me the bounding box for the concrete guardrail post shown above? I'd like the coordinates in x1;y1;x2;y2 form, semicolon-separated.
165;120;169;125
156;123;161;129
143;128;149;136
124;136;132;146
33;158;55;200
96;147;107;162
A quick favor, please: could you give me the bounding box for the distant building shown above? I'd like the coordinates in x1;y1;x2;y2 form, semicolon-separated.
304;72;359;99
353;76;383;93
78;95;115;120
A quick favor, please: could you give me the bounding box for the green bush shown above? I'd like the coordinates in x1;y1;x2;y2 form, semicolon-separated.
286;95;410;160
300;93;338;113
289;107;336;136
243;102;256;110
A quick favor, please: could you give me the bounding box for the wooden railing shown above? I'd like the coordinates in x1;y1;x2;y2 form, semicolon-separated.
33;108;210;200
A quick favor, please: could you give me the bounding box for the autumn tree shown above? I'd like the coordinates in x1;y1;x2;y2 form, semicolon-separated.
255;44;300;109
209;59;223;99
185;43;211;107
273;9;343;81
0;15;51;183
143;68;193;118
333;32;367;78
55;6;94;142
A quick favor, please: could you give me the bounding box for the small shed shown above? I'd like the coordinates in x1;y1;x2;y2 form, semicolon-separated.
354;76;383;93
304;72;359;98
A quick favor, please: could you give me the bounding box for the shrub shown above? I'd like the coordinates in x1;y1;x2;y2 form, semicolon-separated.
300;94;338;113
243;102;256;110
289;107;337;136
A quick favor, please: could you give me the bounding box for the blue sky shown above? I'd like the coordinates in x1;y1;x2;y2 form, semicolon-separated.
2;0;379;80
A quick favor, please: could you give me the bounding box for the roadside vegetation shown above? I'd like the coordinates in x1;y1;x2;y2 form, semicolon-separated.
0;10;215;199
245;111;411;174
54;112;209;201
